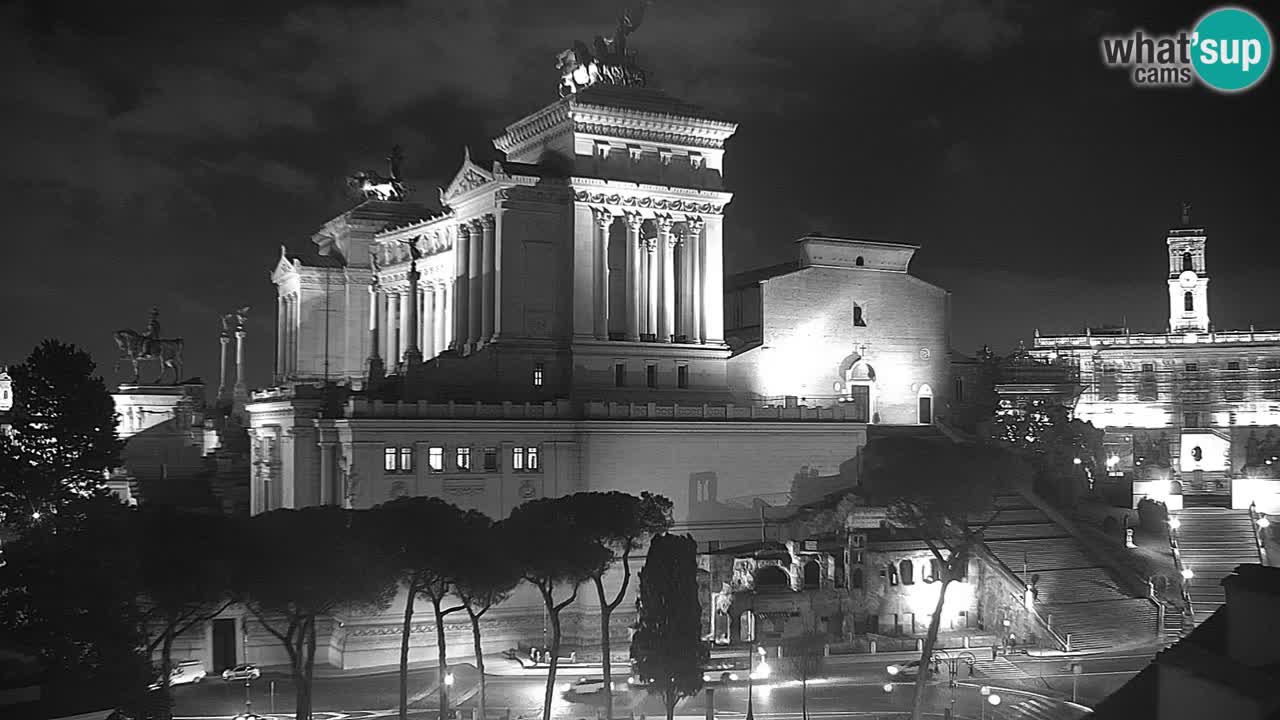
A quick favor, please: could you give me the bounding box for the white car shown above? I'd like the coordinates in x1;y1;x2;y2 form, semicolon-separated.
566;677;608;694
149;660;207;690
222;663;262;681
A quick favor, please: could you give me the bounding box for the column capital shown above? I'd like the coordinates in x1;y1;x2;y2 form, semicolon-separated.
656;215;676;234
685;215;705;233
458;222;473;238
469;217;485;232
624;212;645;231
480;213;497;230
592;207;614;230
642;237;658;253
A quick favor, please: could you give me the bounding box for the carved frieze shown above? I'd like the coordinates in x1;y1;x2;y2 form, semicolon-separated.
573;190;723;215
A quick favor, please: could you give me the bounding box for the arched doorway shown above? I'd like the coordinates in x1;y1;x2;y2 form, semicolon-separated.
803;559;821;589
837;355;876;423
917;383;934;425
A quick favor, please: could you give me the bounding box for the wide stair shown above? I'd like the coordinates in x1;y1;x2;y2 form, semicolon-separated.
982;494;1157;652
1173;507;1262;624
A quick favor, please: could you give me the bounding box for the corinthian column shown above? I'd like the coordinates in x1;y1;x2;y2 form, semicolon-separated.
481;214;496;343
218;331;231;401
233;326;248;409
645;238;658;338
275;297;285;382
423;285;436;358
688;217;705;344
403;260;422;367
625;213;642;341
593;208;612;340
468;219;483;348
657;216;676;342
454;224;470;351
386;291;399;362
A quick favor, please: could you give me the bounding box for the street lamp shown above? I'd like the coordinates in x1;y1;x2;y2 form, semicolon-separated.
746;646;766;720
1169;516;1181;530
1259;517;1271;529
1181;567;1195;580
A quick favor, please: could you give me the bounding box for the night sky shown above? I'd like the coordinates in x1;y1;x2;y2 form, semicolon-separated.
2;0;1277;390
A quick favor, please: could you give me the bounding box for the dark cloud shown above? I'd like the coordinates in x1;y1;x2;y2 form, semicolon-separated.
1;0;1277;387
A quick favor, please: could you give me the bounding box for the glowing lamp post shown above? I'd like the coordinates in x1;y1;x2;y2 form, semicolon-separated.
979;686;1001;720
1259;517;1272;529
1169;516;1181;531
1181;567;1195;580
746;646;767;720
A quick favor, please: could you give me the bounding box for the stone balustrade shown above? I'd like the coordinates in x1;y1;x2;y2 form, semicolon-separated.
332;398;868;422
345;398;574;419
582;401;866;421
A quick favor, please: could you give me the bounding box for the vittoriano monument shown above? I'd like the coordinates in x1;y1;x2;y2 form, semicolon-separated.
113;307;185;384
556;0;650;96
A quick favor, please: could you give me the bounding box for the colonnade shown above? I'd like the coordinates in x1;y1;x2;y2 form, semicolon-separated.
593;211;709;343
370;281;455;365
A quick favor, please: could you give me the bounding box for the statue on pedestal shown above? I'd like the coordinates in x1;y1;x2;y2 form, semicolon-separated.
348;145;408;201
557;1;650;96
113;308;185;384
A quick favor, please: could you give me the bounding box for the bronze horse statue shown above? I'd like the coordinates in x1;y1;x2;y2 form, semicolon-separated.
113;330;184;384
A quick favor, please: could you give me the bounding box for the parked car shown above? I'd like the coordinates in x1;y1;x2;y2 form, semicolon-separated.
222;663;262;681
148;659;207;690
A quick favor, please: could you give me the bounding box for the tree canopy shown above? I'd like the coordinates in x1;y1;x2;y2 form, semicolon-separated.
631;533;706;720
0;340;122;526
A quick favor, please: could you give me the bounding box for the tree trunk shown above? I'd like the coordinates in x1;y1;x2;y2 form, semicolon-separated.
159;625;175;720
469;609;487;720
665;686;677;720
594;576;615;720
434;598;450;720
910;579;952;720
400;579;418;720
291;620;306;720
801;672;807;720
541;590;561;720
303;616;318;720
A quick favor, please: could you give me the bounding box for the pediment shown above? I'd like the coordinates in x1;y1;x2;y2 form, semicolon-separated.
440;149;495;203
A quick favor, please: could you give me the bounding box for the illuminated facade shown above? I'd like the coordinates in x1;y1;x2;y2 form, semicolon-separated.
241;76;955;669
1030;220;1280;511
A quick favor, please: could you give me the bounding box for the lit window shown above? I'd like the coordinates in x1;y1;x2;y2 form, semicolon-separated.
513;446;525;471
428;446;444;473
646;365;657;388
484;447;498;472
677;365;689;389
456;447;471;471
513;446;541;472
384;447;397;472
398;447;413;473
533;362;544;387
527;445;540;472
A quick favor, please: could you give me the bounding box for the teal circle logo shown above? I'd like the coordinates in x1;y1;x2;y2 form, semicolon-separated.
1192;7;1272;92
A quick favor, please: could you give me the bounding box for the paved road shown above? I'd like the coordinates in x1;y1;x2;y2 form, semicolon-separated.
171;647;1157;720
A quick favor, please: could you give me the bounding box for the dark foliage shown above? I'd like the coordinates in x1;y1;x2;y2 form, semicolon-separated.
631;533;706;720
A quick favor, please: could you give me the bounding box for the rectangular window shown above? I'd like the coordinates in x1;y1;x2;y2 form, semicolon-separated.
533;362;544;387
1142;363;1155;372
646;364;657;388
384;447;397;472
483;447;498;472
1185;363;1199;372
1228;361;1241;371
1098;367;1119;401
527;445;540;472
456;447;471;471
677;365;689;389
398;447;413;472
428;446;444;473
614;363;626;387
513;446;525;471
1184;412;1201;428
953;377;964;403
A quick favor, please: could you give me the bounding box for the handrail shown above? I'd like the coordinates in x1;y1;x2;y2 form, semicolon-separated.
976;544;1070;651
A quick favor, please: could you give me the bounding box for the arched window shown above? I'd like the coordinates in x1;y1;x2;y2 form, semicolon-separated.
853;304;867;327
855;256;865;267
755;565;789;590
851;567;864;589
1184;292;1194;312
803;560;821;589
899;559;915;585
1183;252;1193;271
917;384;934;425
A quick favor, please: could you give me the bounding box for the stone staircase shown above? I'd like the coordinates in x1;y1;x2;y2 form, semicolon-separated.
982;494;1158;651
1172;507;1262;624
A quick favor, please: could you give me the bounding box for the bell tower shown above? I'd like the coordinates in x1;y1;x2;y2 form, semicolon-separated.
1167;202;1210;333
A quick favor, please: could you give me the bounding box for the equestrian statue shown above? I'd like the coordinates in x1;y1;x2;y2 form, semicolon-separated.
113;307;185;384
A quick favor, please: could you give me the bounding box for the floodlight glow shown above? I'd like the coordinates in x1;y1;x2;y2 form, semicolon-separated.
988;694;1002;706
444;672;454;686
1169;517;1181;530
1259;517;1271;529
1181;567;1194;580
886;664;900;676
1073;457;1082;465
883;683;893;693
